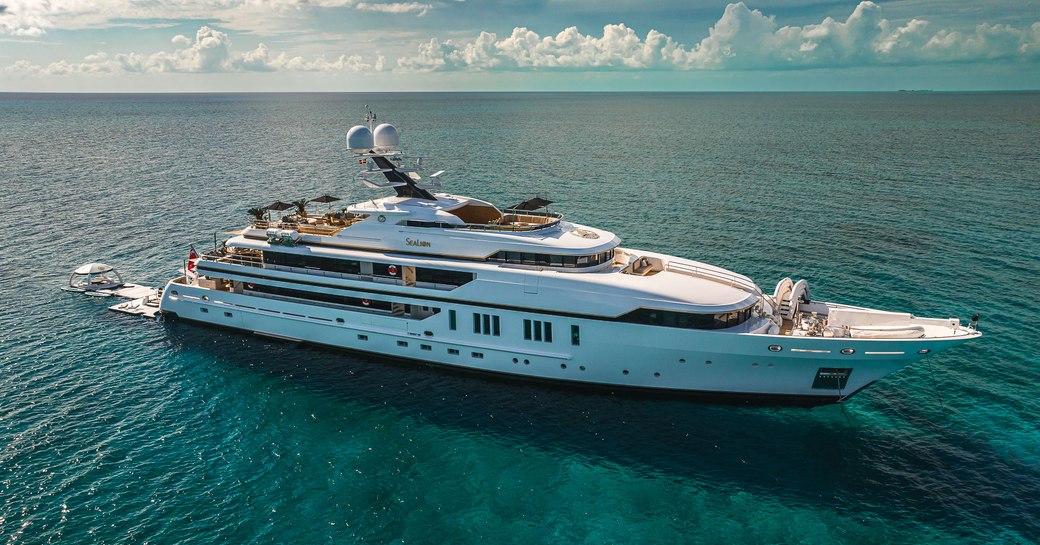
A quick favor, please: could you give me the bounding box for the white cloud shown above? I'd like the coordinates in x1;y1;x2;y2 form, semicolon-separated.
5;1;1039;78
0;0;436;37
397;1;1040;71
5;25;376;75
355;2;433;16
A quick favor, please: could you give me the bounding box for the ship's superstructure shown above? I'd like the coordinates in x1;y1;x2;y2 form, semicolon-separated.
157;114;980;406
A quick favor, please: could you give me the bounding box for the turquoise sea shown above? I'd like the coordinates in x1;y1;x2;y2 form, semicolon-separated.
1;92;1038;544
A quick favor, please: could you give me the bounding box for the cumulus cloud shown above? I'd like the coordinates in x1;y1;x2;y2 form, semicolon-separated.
5;25;376;76
397;1;1040;71
5;1;1039;78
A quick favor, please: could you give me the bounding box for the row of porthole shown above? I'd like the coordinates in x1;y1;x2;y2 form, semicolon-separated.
768;345;932;356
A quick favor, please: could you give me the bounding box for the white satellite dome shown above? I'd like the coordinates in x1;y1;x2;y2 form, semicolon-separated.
373;123;400;149
346;125;374;152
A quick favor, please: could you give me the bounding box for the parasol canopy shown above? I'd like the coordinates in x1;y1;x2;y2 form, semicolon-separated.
508;196;554;211
310;194;341;204
265;201;293;211
74;263;115;275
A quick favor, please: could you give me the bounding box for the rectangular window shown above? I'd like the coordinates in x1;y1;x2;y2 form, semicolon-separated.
357;334;368;341
571;325;580;346
397;340;408;347
473;313;499;336
449;310;457;330
261;250;361;274
416;268;475;286
448;348;460;355
244;282;393;312
421;344;432;351
472;352;484;359
524;320;553;342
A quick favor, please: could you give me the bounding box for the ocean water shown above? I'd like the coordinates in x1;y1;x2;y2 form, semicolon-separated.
0;92;1037;544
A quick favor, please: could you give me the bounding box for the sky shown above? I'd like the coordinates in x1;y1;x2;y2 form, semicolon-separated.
1;0;1038;92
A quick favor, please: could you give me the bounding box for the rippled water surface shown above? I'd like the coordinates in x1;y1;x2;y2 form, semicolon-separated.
1;92;1038;544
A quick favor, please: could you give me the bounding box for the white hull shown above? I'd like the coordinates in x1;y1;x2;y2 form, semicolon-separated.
160;281;972;406
154;116;979;406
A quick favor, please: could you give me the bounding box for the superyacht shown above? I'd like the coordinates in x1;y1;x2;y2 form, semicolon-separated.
157;114;980;405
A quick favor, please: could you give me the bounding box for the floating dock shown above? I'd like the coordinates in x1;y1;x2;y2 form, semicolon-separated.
107;290;163;319
64;263;163;319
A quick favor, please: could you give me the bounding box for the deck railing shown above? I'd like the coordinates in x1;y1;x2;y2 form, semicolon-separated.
198;253;459;291
248;210;560;233
666;261;763;296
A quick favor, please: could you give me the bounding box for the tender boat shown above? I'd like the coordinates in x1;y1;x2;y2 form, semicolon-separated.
156;113;981;406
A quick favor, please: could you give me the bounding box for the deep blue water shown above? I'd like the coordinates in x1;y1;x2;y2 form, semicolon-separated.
1;92;1038;544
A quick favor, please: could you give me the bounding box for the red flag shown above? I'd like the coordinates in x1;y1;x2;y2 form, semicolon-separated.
187;246;198;272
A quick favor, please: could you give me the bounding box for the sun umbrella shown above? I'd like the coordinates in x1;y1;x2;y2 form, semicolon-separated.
508;196;554;211
310;194;342;214
264;201;293;221
265;201;293;211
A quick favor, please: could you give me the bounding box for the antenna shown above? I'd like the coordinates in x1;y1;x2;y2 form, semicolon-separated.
364;106;376;130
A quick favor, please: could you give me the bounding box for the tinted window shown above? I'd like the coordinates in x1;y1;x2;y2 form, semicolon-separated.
617;307;753;330
416;268;474;286
263;251;361;274
246;282;391;311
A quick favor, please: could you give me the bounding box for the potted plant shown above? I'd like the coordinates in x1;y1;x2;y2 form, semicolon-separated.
291;199;309;218
247;207;267;223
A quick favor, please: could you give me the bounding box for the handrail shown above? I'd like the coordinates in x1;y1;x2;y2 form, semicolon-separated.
666;261;763;296
197;255;458;291
201;254;264;268
500;209;563;219
250;220;351;235
460;219;562;232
